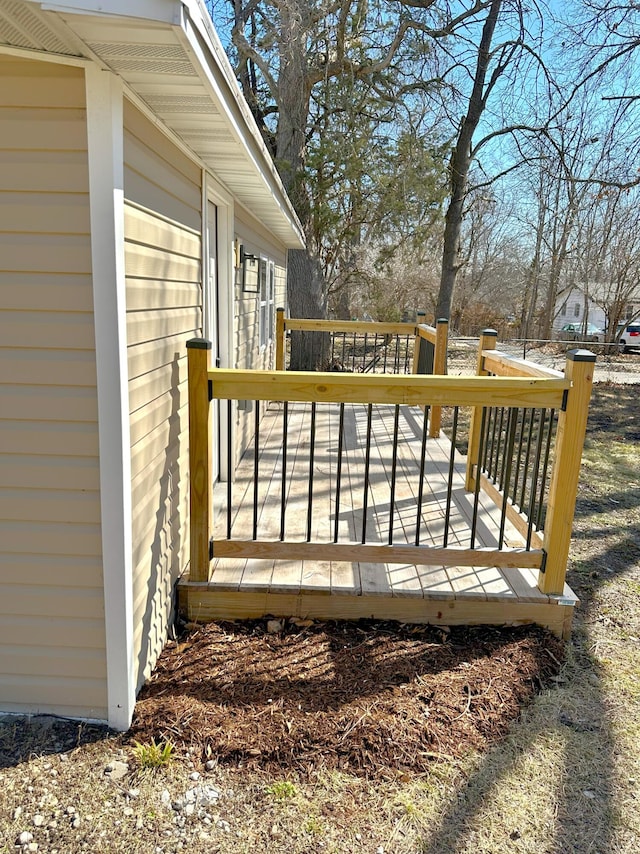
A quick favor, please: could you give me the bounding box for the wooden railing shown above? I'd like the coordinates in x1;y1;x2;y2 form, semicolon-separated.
275;311;448;437
465;330;595;595
186;331;595;599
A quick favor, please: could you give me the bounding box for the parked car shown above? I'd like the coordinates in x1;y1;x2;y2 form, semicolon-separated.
557;322;604;343
616;322;640;353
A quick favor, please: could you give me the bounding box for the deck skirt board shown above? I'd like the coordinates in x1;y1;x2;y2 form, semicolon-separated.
183;401;577;638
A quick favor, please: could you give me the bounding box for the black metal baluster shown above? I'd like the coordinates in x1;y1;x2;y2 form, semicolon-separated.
498;408;518;548
279;401;288;541
443;406;459;547
334;403;345;543
415;405;430;546
519;408;536;510
404;335;411;373
470;407;488;549
493;407;505;484
352;331;357;372
306;402;317;542
253;403;259;540
363;333;368;373
341;332;347;368
536;408;556;530
527;409;546;549
512;407;525;506
388;404;400;545
383;337;389;373
361;404;373;543
488;406;500;481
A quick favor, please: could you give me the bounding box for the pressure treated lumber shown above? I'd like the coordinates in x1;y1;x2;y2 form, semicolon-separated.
208;368;569;409
540;350;595;594
187;339;212;582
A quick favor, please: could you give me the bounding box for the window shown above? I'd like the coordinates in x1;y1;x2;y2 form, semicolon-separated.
574;302;580;318
268;262;275;336
560;303;567;316
259;259;275;349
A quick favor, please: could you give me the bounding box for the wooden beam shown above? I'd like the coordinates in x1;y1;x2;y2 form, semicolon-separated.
411;311;425;374
416;324;438;344
181;586;575;639
275;307;285;371
187;339;213;582
283;318;418;335
483;351;565;380
429;318;449;438
207;368;569;409
539;349;596;594
466;330;498;491
213;539;543;568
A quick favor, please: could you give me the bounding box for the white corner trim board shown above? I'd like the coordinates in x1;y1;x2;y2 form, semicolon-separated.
85;64;136;731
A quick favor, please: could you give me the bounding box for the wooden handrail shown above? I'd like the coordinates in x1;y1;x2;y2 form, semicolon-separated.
208;367;569;408
483;351;565;380
281;318;418;335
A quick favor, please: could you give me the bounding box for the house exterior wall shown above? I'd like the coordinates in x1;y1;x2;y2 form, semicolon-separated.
123;100;202;691
0;56;108;719
233;207;288;460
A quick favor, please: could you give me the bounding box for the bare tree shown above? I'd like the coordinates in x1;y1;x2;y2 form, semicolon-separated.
211;0;501;364
435;0;548;319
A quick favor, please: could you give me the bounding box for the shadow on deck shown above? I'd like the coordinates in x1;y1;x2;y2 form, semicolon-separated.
179;401;578;638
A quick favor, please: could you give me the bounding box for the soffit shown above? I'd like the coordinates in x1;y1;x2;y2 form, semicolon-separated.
0;0;304;249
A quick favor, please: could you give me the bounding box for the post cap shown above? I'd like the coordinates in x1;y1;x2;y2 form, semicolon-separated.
186;338;212;350
277;306;285;312
481;329;498;337
567;348;596;362
437;317;448;325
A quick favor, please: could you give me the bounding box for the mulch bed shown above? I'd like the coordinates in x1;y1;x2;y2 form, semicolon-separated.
129;619;564;778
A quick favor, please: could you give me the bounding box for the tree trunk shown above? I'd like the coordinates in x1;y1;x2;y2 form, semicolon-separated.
276;4;327;367
436;0;503;322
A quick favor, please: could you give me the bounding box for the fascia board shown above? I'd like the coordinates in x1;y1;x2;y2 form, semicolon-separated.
39;0;180;24
177;3;304;247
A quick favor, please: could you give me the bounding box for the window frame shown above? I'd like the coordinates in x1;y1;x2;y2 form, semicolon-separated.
259;258;275;350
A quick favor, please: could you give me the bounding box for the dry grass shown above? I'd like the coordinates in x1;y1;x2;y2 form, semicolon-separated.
1;379;639;854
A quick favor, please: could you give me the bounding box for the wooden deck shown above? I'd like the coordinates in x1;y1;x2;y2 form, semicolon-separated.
179;402;578;637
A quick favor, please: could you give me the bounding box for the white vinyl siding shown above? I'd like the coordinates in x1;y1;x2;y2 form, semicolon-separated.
123;100;202;691
0;56;107;720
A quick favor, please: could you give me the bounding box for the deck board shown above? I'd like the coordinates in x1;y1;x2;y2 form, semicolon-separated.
186;401;577;637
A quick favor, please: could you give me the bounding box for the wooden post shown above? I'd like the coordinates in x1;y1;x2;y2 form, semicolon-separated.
276;307;285;371
539;349;595;595
429;318;449;438
412;311;426;374
187;339;213;582
465;329;497;491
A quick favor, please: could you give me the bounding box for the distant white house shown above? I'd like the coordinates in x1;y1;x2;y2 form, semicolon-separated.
553;288;606;334
554;284;639;336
